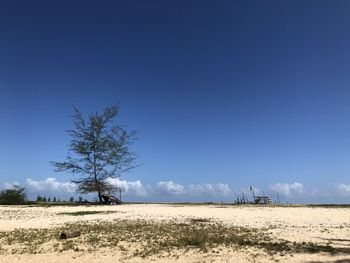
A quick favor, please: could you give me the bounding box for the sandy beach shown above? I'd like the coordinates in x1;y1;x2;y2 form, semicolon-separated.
0;204;350;262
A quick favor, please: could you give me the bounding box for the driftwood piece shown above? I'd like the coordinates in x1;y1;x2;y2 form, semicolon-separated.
59;231;81;239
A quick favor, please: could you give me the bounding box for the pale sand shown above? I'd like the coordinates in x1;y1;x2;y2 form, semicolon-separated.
0;204;350;262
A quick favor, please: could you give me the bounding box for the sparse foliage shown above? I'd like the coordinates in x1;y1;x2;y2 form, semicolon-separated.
52;105;137;202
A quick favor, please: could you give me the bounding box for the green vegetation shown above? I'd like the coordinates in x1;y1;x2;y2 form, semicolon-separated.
0;186;27;205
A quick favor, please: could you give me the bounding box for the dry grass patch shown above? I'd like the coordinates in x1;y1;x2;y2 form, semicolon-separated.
57;211;119;216
0;218;347;258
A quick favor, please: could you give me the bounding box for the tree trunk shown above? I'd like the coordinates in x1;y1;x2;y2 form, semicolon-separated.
98;190;102;203
95;178;103;203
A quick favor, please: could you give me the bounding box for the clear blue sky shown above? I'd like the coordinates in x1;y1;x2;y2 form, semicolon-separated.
1;1;350;203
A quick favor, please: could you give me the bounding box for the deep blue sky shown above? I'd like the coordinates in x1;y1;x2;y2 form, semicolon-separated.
1;1;350;202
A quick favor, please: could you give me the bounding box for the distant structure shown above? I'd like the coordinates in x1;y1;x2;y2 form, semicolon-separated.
234;186;272;204
253;195;271;204
250;186;272;204
234;192;249;204
101;186;124;205
101;194;122;205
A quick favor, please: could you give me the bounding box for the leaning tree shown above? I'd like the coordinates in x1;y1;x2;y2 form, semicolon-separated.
52;105;137;203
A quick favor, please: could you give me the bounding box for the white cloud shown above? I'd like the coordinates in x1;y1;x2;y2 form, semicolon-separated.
156;181;186;195
237;186;261;196
106;178;146;196
153;181;232;197
187;183;231;197
23;177;144;199
336;184;350;197
270;182;304;197
8;177;234;201
26;177;76;193
1;181;20;190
